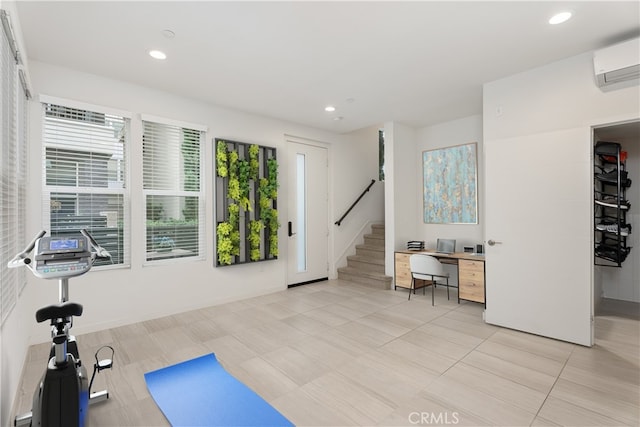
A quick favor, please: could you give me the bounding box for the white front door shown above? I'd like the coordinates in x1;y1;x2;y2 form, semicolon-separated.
484;127;593;346
287;140;329;286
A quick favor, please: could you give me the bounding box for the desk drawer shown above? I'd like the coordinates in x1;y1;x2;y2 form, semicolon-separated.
459;259;485;303
459;259;483;274
396;269;412;288
395;253;411;288
394;252;431;289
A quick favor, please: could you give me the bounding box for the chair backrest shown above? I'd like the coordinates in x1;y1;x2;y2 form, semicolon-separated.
409;254;445;280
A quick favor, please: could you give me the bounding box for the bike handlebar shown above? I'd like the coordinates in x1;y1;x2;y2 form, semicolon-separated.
81;229;112;260
7;230;46;269
7;229;112;270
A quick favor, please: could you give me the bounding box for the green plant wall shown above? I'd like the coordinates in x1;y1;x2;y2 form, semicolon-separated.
215;139;279;266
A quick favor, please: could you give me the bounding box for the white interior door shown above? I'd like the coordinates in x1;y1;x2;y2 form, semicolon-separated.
287;140;328;286
484;127;593;346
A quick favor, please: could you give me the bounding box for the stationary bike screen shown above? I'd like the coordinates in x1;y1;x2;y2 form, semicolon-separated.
33;236;92;280
49;238;80;250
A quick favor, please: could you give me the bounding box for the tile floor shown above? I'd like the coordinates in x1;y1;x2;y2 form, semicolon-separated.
12;280;640;426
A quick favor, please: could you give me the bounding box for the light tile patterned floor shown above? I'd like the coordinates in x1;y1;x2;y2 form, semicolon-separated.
12;280;640;426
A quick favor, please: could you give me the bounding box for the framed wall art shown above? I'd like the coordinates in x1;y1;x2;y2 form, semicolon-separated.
423;142;478;224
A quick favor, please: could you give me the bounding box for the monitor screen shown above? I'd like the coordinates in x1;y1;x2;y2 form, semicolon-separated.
50;238;79;250
436;239;456;254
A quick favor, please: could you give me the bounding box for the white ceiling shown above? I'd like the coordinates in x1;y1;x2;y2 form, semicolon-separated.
14;1;640;133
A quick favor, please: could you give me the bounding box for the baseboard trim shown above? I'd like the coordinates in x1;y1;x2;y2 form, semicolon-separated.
288;277;329;288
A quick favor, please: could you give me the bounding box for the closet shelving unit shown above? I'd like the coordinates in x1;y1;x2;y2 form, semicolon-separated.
594;141;632;267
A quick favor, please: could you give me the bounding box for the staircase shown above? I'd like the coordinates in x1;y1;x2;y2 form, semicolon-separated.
337;223;393;289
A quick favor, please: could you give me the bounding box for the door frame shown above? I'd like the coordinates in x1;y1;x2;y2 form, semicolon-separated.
284;135;331;287
591;117;640;343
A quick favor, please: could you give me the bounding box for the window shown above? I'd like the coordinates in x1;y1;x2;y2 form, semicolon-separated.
142;117;205;262
42;101;130;267
296;153;306;272
0;9;28;324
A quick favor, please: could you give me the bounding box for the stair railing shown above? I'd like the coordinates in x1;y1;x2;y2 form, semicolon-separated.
335;179;376;226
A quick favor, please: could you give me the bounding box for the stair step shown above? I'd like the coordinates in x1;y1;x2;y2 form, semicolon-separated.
355;244;385;260
337;266;392;290
371;223;385;235
347;254;385;273
338;222;388;288
363;233;384;247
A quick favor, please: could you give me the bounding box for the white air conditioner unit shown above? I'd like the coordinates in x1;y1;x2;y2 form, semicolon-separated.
593;37;640;88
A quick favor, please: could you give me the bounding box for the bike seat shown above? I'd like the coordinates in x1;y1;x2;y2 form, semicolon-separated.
36;301;83;323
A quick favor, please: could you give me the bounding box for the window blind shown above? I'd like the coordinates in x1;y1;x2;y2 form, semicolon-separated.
0;9;25;324
142;119;205;262
42;103;129;267
16;66;28;295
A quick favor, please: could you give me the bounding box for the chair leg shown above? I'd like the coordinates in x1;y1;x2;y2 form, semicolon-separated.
408;278;413;300
446;278;450;300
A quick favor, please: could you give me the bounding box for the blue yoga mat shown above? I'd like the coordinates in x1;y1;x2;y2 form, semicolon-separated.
144;353;294;427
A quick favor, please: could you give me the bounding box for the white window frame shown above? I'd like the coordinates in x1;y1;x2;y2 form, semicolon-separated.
41;96;132;270
141;114;207;265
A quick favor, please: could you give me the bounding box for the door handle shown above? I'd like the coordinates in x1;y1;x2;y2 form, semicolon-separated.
487;239;502;246
288;221;296;237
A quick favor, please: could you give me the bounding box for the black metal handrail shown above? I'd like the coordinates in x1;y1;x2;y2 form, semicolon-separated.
335;179;376;226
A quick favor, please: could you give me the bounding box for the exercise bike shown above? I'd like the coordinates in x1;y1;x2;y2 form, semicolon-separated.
9;229;115;427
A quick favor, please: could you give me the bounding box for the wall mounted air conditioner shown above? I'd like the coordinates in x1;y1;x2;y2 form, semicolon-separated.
593;37;640;89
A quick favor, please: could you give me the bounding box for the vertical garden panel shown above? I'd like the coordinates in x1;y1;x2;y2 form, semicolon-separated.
215;138;279;266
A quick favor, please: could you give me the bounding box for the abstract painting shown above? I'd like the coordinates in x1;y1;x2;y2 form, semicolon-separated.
423;142;477;224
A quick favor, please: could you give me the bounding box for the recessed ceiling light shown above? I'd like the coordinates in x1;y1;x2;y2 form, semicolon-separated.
161;29;175;39
549;11;572;25
149;50;167;60
324;105;336;112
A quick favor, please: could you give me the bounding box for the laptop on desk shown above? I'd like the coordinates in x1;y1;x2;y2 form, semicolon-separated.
435;238;456;254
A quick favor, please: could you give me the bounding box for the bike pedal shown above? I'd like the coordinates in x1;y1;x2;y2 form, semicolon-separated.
14;411;32;427
97;358;113;371
94;345;114;369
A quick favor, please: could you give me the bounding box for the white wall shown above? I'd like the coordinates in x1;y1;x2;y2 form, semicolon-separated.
484;51;640;141
25;60;333;339
0;292;32;427
2;59;383;424
332;125;385;271
416;115;484;251
483;49;639;343
484;50;640;303
384;121;418;277
384;115;484;285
